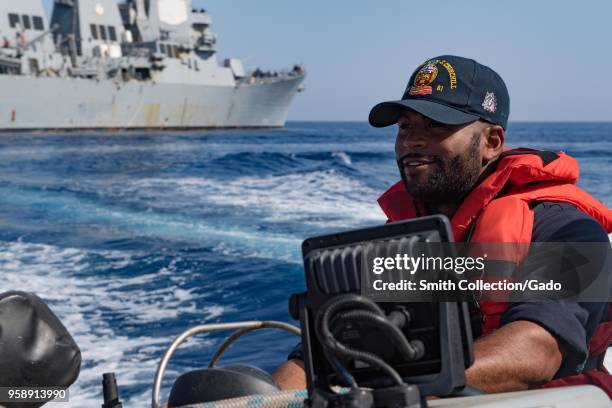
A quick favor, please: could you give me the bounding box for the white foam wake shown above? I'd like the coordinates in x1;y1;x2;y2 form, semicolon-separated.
0;241;223;407
132;169;386;228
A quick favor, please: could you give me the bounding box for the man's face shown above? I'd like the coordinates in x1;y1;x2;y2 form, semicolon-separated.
395;109;486;206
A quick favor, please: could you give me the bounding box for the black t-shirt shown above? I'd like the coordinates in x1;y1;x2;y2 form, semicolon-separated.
500;202;610;377
289;202;610;378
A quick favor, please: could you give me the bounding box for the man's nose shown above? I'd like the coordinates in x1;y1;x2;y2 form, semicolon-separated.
399;134;427;151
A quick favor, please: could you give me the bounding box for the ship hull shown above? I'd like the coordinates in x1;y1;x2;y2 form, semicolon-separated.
1;74;304;131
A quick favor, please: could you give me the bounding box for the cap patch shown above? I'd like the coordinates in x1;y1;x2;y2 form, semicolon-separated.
482;92;497;113
407;59;458;96
408;63;437;96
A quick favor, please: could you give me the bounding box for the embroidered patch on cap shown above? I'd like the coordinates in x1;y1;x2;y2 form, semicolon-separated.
482;91;497;113
408;63;438;96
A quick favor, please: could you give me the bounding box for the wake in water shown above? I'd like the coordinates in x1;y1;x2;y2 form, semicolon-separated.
0;242;196;405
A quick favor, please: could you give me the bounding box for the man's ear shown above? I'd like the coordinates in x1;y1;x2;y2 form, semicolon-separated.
482;125;505;165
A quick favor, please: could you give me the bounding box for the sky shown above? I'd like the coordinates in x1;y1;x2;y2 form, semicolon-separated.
42;0;612;122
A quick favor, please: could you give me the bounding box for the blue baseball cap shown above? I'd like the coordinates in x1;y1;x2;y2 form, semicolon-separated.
369;55;510;129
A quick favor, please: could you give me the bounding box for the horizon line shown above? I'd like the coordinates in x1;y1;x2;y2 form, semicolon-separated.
287;120;612;124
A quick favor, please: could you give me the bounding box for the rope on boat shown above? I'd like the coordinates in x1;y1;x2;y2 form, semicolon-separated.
174;389;308;408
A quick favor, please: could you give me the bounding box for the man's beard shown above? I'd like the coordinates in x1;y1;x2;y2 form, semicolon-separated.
398;134;482;206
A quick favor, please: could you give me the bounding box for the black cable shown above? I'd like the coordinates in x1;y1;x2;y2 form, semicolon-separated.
315;294;422;386
315;295;389;386
320;331;404;385
335;310;424;361
325;350;358;388
315;295;381;344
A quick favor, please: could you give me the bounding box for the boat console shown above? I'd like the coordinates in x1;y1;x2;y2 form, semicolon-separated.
290;216;475;407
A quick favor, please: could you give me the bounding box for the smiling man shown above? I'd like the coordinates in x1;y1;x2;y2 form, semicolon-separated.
273;55;612;396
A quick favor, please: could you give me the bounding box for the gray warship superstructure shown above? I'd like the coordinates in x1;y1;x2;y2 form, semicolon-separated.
0;0;305;130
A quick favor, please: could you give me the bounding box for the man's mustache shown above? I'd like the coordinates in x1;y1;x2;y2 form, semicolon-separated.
397;152;441;163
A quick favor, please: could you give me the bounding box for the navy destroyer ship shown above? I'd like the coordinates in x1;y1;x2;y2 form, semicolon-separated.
0;0;305;130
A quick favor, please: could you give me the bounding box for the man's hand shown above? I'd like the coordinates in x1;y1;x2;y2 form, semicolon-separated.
466;320;564;393
272;359;306;390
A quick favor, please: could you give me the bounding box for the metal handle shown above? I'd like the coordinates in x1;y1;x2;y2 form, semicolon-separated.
151;321;301;408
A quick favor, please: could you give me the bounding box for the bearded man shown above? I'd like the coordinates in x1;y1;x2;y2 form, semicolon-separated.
272;55;612;396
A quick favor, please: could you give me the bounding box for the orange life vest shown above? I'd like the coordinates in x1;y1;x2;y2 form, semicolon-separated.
377;148;612;394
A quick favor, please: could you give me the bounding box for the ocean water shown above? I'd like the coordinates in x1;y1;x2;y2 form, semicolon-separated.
0;122;610;406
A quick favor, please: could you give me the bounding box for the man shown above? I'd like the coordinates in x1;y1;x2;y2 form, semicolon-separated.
272;55;612;395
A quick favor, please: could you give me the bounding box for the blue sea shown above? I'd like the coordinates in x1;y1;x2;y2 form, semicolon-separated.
0;122;610;406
